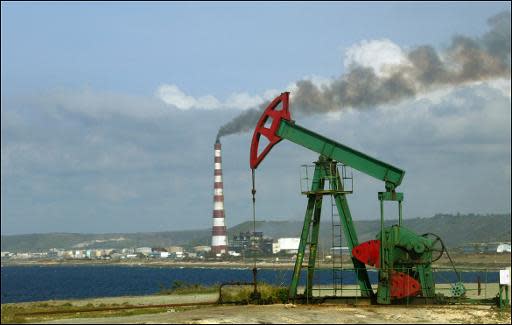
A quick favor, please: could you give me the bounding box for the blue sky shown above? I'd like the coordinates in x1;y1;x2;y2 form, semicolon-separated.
1;2;510;235
2;2;507;96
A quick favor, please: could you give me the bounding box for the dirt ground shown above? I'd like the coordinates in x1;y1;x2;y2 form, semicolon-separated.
37;304;511;324
27;292;220;307
5;283;507;324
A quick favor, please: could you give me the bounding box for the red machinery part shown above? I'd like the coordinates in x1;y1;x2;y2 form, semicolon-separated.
250;92;291;169
353;240;421;299
352;239;381;268
390;271;422;299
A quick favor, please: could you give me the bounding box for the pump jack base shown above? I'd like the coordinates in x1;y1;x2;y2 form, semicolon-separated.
291;295;493;306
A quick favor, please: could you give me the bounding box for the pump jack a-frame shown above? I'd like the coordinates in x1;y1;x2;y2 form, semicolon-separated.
249;92;448;304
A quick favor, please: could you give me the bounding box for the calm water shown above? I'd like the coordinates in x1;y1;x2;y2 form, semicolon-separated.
0;265;498;303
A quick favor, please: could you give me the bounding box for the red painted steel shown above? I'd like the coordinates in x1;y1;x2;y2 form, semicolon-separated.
390;272;421;299
353;240;421;299
250;92;291;169
352;239;381;267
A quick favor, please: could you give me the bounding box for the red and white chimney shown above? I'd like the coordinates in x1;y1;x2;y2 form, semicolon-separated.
212;140;228;255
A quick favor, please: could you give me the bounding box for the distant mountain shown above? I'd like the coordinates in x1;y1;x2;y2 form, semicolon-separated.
1;213;510;252
229;213;511;251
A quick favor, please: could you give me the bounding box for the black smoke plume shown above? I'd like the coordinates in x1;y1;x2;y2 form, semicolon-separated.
217;11;510;140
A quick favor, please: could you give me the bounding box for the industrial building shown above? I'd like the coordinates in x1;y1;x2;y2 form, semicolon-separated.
275;238;301;254
229;231;274;255
228;231;300;256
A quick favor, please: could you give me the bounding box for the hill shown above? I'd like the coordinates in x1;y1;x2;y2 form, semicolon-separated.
1;213;510;252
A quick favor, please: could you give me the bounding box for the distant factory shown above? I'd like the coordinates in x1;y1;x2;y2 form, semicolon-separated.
220;231;300;257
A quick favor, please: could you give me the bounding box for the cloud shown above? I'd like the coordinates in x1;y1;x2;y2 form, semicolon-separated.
39;87;171;119
1;87;232;233
280;81;510;219
156;81;326;111
344;39;412;77
224;92;267;110
157;83;266;110
83;182;138;202
1;80;510;234
156;84;220;110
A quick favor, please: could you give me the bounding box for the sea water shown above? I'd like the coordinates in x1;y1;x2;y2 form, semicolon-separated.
0;265;498;303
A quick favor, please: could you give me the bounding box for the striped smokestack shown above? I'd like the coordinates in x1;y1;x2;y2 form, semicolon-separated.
211;139;228;255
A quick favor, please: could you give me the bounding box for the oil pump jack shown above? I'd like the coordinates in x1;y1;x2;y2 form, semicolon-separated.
249;92;454;305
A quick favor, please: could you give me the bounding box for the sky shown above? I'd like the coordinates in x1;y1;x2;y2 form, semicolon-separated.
1;2;510;235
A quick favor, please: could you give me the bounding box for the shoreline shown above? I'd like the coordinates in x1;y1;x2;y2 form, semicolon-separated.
1;259;295;269
2;256;511;270
2;284;509;324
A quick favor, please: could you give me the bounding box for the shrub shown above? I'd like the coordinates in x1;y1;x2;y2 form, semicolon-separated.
221;283;288;305
158;281;219;295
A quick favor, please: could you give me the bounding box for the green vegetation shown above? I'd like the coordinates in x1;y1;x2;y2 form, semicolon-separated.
158;280;219;295
157;280;288;304
0;301;179;324
220;283;289;305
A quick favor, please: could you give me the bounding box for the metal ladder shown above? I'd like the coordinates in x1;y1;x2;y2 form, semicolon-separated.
331;192;344;297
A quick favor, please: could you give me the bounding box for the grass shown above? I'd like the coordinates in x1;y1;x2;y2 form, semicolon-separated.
220;283;289;305
0;301;176;324
158;280;220;295
157;280;289;304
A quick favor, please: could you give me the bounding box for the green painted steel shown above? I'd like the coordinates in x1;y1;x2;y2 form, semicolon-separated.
329;166;374;297
376;192;439;304
275;116;446;304
418;264;435;296
325;158;373;297
277;120;405;189
289;157;374;300
289;164;322;300
306;197;322;297
378;191;404;201
376;225;437;304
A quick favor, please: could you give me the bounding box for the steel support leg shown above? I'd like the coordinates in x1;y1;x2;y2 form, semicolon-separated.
289;195;315;301
306;195;323;298
289;163;323;300
330;159;373;298
377;198;391;304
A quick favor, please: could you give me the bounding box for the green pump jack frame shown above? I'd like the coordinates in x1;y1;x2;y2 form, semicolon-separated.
250;93;443;305
288;156;375;301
